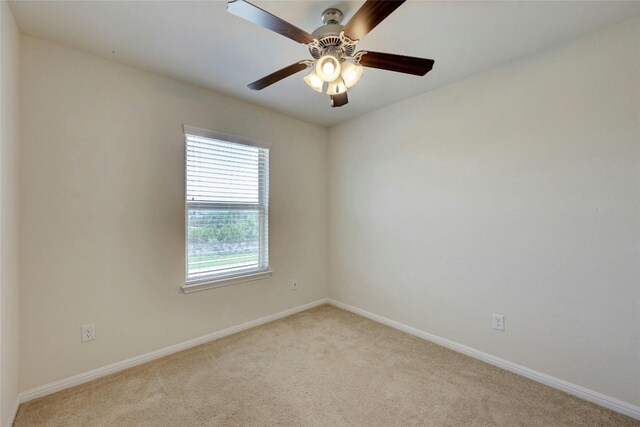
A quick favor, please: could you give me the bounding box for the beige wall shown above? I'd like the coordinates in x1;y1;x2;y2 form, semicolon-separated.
18;35;328;391
328;16;640;406
0;1;20;424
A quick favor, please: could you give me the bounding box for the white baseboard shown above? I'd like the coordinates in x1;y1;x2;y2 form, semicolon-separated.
16;297;639;421
19;298;328;403
4;395;21;427
327;299;640;421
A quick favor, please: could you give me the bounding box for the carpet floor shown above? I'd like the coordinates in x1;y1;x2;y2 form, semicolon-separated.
14;305;639;426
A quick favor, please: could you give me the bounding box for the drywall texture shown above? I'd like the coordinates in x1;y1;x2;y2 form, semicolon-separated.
328;17;640;406
0;1;20;424
19;35;328;391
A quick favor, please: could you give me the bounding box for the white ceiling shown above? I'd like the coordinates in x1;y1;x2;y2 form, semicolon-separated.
9;1;640;127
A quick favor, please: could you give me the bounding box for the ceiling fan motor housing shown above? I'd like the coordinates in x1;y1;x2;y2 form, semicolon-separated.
309;9;356;60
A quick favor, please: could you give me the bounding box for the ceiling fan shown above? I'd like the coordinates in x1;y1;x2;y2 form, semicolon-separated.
227;0;435;107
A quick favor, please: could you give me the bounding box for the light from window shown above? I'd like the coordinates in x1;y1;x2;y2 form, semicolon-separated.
184;128;269;285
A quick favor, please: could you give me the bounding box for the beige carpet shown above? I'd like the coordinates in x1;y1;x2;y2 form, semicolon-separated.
14;305;639;426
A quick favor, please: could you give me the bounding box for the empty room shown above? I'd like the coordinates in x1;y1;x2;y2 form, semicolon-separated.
1;0;639;425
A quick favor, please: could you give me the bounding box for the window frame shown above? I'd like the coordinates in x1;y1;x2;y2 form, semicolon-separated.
182;125;272;293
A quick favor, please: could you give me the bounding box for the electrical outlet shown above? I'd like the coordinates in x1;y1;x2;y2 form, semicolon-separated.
81;323;96;342
291;280;298;290
492;313;505;331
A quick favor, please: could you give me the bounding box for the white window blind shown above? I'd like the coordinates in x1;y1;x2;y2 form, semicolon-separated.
184;126;269;287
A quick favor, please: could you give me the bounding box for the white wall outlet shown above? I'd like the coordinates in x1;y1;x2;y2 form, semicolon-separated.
81;323;96;342
492;313;505;331
291;279;298;290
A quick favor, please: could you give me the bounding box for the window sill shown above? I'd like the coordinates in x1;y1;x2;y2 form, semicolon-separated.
182;270;273;294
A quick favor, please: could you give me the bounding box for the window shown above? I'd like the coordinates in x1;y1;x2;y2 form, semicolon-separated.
184;126;270;292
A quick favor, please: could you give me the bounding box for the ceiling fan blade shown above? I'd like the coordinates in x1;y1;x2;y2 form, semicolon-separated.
330;92;348;108
343;0;405;41
248;62;309;90
227;0;315;45
357;51;434;76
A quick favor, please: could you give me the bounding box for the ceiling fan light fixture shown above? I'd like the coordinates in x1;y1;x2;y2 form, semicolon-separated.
316;54;341;82
340;61;363;88
327;76;347;95
304;69;324;93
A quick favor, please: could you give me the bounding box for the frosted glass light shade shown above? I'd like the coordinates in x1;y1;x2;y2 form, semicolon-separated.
326;76;347;95
316;55;341;82
340;61;363;88
304;70;324;93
